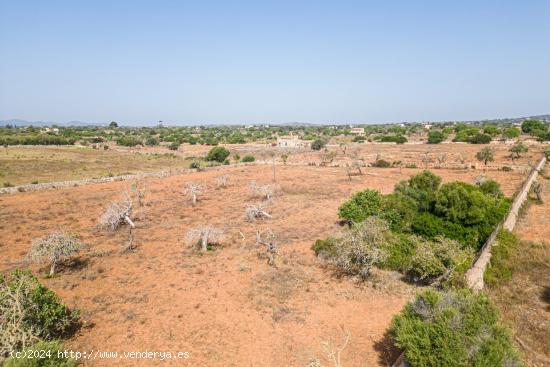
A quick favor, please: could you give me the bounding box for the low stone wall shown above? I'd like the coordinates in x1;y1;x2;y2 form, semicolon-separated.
465;155;546;290
0;162;257;195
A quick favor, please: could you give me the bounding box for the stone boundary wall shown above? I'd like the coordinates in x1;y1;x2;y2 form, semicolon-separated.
0;162;258;195
465;155;546;290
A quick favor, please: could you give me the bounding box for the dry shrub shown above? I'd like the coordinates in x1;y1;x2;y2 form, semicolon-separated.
334;217;389;279
27;232;82;275
245;202;272;222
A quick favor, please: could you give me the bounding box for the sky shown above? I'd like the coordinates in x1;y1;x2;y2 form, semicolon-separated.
0;0;549;125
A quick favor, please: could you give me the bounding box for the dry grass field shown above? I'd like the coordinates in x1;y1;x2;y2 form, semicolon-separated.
0;145;192;186
1;141;545;188
488;168;550;367
0;141;530;366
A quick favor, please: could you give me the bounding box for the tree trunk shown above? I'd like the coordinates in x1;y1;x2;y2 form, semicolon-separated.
201;233;208;252
49;261;56;275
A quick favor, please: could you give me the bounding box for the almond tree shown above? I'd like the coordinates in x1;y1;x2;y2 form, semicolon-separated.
186;226;224;252
256;229;279;266
250;181;275;201
476;147;494;166
245;202;272;222
215;175;229;189
99;194;136;251
185;182;205;205
27;232;82;275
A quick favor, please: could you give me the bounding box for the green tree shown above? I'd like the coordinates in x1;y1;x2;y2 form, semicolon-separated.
509;142;527;160
476;147;494;165
521;119;545;133
427;131;445;144
206;146;230;162
311;139;326;151
108;121;118;128
503;127;520;139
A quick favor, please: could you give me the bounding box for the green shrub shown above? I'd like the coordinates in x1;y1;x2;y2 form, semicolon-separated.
116;136;142;147
241;154;255;163
478;179;504;198
410;212;480;248
4;341;77;367
372;159;391;168
311;139;326;151
390;289;523;367
427;131;445;144
468;133;492;144
223;158;230;165
484;230;519;286
189;161;201;170
311;237;337;258
378;135;407;144
394;170;442;212
338;189;384;223
145;136;159;146
206;146;230;162
0;270;79;357
521;119;545;133
168;141;180;150
382;234;417;272
501;166;512;172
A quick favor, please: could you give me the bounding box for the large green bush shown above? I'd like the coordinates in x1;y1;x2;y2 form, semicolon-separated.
427;131;445;144
311;139;326;151
4;341;76;367
338;189;384;223
205;146;230;162
390;289;523;367
116;136;142;147
521;118;545;133
0;270;80;357
394;170;441;212
342;171;509;249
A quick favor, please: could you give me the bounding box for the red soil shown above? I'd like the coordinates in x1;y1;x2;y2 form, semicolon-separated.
0;164;525;366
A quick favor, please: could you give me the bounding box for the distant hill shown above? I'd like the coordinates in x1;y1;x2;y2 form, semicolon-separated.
0;114;548;128
0;119;102;127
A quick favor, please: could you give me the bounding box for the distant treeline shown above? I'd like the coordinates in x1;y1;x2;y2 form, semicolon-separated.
0;135;76;146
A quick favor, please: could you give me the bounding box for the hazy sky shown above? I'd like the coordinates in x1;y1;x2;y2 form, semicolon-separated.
1;0;549;125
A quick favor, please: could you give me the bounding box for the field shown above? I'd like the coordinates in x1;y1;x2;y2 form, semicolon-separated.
0;141;544;188
0;141;532;366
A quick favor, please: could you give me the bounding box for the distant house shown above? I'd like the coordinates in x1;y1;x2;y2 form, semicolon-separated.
350;127;365;136
276;134;310;148
423;124;433;130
